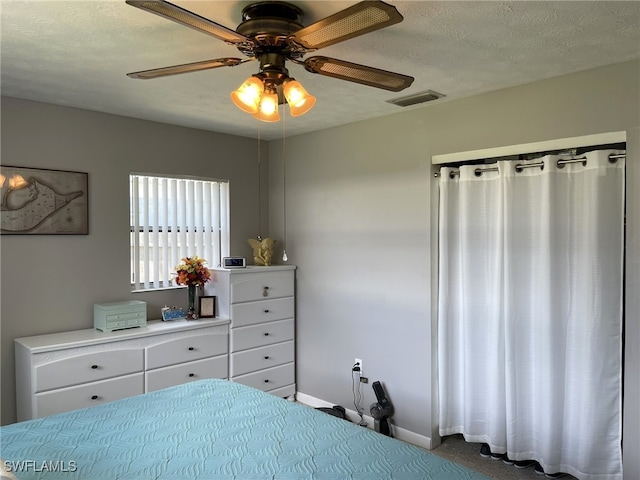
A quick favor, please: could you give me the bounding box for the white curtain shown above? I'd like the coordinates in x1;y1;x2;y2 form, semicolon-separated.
438;149;625;480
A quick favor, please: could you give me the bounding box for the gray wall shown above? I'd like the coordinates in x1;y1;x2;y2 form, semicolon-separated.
268;60;639;478
0;97;268;424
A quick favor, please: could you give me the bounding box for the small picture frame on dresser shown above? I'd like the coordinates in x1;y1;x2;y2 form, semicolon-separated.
199;296;216;318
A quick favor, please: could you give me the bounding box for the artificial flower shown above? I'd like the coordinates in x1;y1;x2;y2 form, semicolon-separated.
174;256;211;286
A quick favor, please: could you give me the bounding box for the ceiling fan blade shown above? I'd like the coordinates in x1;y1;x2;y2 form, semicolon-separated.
304;56;414;92
126;0;253;46
290;1;403;50
127;58;243;79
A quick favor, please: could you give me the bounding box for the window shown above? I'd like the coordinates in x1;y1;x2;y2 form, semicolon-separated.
130;174;229;291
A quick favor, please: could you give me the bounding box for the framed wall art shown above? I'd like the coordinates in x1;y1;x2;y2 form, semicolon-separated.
0;166;88;235
199;296;216;318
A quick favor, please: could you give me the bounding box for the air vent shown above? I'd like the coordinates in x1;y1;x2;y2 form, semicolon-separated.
387;90;445;107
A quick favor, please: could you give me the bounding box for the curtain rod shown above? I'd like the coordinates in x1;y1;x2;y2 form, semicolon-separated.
434;153;625;178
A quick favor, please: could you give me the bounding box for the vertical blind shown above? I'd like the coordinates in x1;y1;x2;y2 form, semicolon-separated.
130;174;229;290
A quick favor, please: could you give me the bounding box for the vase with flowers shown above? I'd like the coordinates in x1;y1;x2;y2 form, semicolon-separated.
174;256;212;319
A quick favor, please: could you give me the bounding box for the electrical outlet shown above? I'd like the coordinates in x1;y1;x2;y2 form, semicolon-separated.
354;358;363;375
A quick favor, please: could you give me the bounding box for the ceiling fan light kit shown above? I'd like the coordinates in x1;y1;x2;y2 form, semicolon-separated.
126;0;414;122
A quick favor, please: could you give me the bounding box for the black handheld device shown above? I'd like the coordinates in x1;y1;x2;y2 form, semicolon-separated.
370;381;394;437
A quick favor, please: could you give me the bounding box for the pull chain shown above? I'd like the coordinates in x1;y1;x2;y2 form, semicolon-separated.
282;105;288;262
256;122;262;241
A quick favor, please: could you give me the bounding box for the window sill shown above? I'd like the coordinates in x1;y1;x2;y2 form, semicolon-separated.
131;285;184;293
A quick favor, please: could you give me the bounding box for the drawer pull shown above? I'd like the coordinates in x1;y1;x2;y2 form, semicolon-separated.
263;286;269;297
90;395;99;400
188;347;195;351
188;373;195;377
91;365;99;369
264;309;270;313
264;356;270;360
263;332;270;336
264;379;269;383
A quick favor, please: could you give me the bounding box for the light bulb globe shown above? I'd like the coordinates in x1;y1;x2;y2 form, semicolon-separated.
231;76;264;114
254;90;280;122
284;79;316;117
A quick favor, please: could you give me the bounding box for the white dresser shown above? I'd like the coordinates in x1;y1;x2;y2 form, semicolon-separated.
15;318;229;421
207;265;296;398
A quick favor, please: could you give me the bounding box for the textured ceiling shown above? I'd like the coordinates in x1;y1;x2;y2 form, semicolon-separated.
2;1;639;140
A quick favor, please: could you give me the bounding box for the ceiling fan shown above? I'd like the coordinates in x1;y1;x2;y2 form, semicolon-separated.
125;0;414;119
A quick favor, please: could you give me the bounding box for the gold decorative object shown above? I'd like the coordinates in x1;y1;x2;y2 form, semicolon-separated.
248;237;276;266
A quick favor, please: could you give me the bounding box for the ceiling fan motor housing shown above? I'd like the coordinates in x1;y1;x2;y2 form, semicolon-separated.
236;2;305;58
239;1;304;28
235;1;309;100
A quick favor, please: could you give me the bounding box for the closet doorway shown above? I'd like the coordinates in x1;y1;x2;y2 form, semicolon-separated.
435;137;626;480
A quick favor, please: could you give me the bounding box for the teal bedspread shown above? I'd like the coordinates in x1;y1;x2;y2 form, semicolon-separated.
1;379;489;479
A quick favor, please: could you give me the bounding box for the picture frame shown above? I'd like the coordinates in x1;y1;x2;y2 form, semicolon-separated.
1;165;88;235
198;296;216;318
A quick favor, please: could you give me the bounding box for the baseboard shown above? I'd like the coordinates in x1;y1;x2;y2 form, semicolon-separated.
295;391;433;450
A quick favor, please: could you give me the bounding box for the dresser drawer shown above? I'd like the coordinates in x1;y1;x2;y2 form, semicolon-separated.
231;272;294;303
232;363;294;392
98;314;146;332
146;356;228;392
231;341;294;377
146;329;227;370
231;319;294;352
34;349;143;392
231;297;294;328
35;373;144;418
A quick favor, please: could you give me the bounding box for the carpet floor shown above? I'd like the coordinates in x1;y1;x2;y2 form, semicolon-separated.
430;435;577;480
